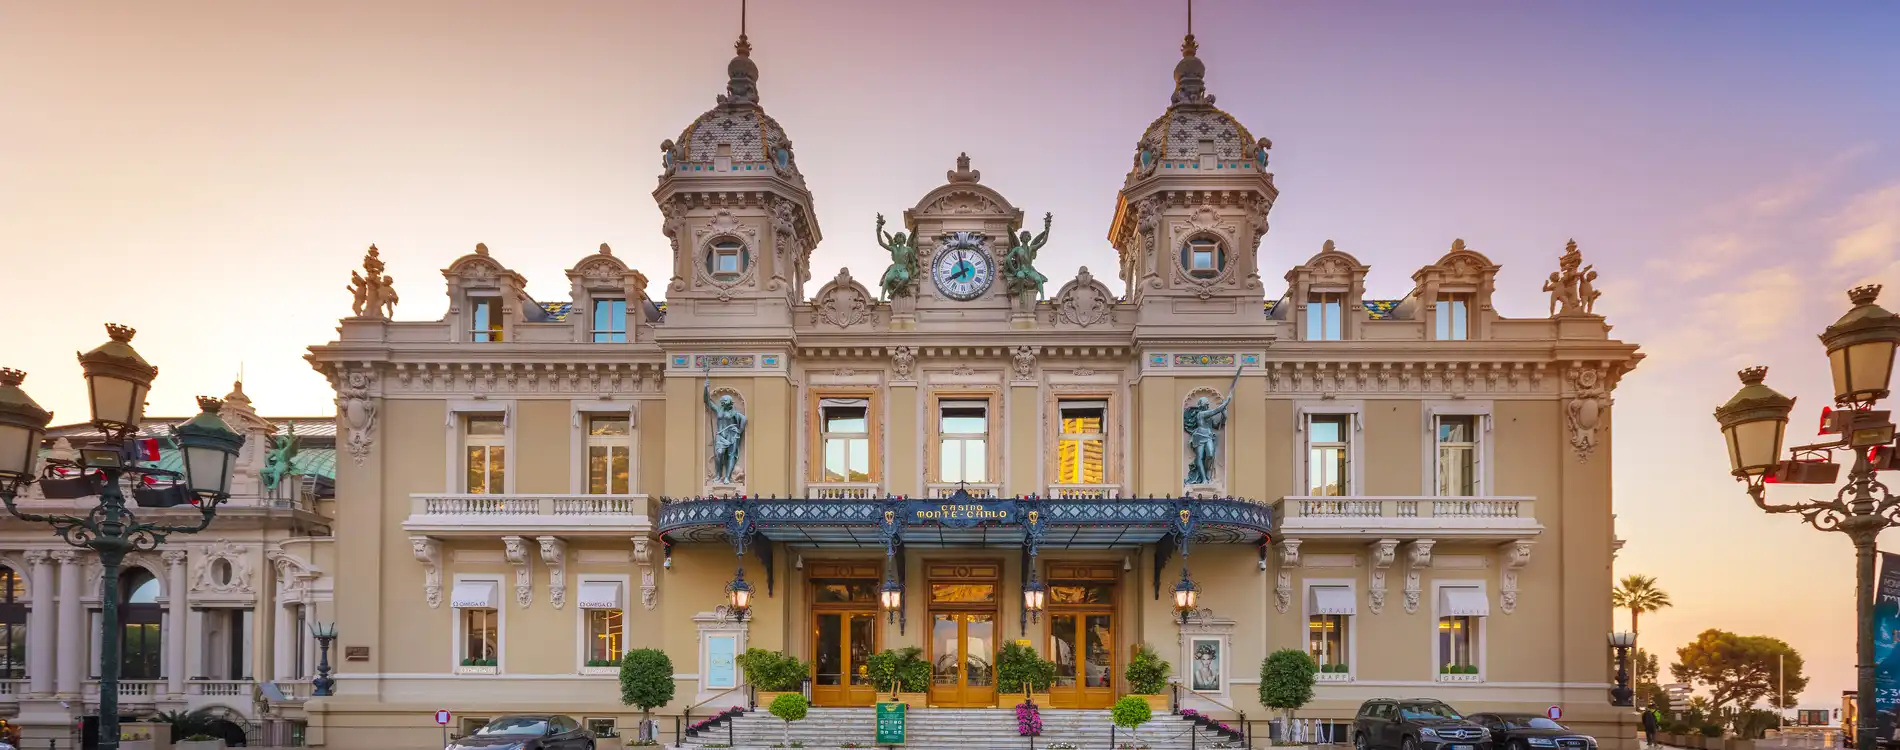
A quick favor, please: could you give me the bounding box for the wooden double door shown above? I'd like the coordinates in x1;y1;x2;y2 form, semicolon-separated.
1045;563;1120;709
926;562;1001;708
809;564;882;707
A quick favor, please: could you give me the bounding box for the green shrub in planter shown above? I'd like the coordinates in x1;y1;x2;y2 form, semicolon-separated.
1112;695;1155;745
1699;724;1723;738
995;641;1056;696
1258;649;1318;724
769;692;809;748
738;649;810;692
1125;645;1172;695
867;646;930;694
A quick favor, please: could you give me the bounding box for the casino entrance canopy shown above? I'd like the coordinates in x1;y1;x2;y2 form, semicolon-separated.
657;488;1273;552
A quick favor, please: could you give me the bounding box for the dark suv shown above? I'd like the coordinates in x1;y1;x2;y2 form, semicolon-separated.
1354;699;1493;750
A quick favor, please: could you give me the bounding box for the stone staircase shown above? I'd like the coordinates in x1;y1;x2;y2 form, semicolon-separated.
678;706;1243;749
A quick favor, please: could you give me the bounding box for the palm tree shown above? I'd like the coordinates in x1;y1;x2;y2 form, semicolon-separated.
1612;574;1673;640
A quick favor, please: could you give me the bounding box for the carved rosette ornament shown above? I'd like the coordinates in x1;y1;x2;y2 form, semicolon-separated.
889;346;916;381
1565;366;1611;461
538;537;568;610
1500;540;1534;614
1012;346;1038;381
1274;539;1302;614
1402;540;1435;615
811;268;873;328
502;536;534;609
1367;539;1398;615
411;537;443;608
1054;267;1114;327
338;368;378;465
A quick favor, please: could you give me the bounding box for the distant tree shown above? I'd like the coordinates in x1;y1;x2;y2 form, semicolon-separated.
1634;647;1661;690
1613;574;1673;641
1670;629;1809;710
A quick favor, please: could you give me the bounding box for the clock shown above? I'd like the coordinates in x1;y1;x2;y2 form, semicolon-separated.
930;232;995;301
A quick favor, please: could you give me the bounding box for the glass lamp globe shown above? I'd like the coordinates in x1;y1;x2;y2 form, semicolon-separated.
1713;367;1796;478
172;397;245;502
1821;285;1900;406
0;369;52;482
76;324;157;433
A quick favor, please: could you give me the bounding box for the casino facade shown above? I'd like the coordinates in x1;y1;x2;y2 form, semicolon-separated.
302;19;1644;750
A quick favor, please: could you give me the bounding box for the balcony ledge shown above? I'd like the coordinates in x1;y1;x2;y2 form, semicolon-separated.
405;494;654;536
1275;495;1542;540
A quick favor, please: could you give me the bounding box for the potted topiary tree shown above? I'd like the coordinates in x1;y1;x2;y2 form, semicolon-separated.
994;641;1056;707
1112;694;1155;748
738;648;809;707
867;647;930;708
619;648;676;745
1124;644;1173;713
1259;648;1318;745
768;692;808;748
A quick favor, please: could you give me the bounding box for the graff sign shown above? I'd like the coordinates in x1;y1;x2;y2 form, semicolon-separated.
904;500;1017;528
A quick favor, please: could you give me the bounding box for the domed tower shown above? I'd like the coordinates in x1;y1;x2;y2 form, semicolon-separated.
653;16;820;337
1106;24;1277;333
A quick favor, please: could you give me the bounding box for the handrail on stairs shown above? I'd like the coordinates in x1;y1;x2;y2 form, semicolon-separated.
678;682;752;747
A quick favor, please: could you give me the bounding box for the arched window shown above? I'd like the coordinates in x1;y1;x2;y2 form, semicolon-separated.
0;567;24;679
118;568;162;680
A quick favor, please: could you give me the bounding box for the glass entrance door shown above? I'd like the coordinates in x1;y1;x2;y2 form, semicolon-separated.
811;611;878;706
928;612;996;707
1048;612;1114;708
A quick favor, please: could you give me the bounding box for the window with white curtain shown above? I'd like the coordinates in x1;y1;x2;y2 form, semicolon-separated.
937;401;989;483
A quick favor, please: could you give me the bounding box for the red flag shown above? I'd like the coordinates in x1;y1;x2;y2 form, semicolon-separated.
135;438;160;462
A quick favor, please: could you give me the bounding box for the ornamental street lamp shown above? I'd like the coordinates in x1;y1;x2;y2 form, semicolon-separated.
1022;565;1046;635
309;621;339;697
1608;631;1637;706
879;570;903;626
1172;567;1199;624
726;566;754;622
1713;285;1900;750
0;325;243;750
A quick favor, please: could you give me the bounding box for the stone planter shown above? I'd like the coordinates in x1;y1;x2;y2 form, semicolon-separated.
120;741;156;750
891;692;927;708
176;740;226;750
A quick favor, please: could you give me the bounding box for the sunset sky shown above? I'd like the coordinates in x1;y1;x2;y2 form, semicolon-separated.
4;0;1899;707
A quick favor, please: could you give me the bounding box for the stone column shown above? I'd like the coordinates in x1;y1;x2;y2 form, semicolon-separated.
53;550;81;697
24;550;53;695
162;550;189;697
273;602;296;682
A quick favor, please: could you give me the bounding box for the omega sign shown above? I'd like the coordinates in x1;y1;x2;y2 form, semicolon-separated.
905;498;1017;529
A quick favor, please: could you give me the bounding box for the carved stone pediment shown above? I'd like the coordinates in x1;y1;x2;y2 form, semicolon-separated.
1053;267;1115;327
1290;241;1370;290
810;268;873;328
443;243;524;289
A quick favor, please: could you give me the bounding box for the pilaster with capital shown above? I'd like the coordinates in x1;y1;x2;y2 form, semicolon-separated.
53;550;81;696
162;549;189;697
1274;539;1301;614
1367;539;1397;615
23;550;53;695
1403;540;1435;615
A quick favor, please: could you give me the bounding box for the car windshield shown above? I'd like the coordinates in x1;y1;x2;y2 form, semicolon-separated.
1399;703;1463;720
1508;718;1566;730
476;717;550;736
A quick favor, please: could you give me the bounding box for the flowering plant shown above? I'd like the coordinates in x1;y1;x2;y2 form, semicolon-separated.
1016;701;1044;737
1182;709;1200;718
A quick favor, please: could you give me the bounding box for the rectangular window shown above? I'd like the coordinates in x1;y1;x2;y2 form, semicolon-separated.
585;719;619;739
937;400;989;483
1308;614;1349;669
1305;292;1344;341
464;416;506;494
470;296;504;342
1056;400;1107;485
585;608;623;665
592;298;628;343
200;608;251;680
819;399;872;482
1436;415;1479;497
1435;294;1471;340
1186;238;1222;278
1438;616;1476;670
1306;414;1351;496
586;416;632;495
461;608;498;664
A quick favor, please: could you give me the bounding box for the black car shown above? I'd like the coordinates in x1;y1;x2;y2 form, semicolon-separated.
1354;699;1494;750
447;715;595;750
1469;713;1598;750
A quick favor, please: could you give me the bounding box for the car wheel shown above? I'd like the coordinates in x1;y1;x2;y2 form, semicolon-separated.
1403;736;1420;750
1356;734;1369;750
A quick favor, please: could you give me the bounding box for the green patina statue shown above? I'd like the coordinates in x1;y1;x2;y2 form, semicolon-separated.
875;213;919;300
1004;212;1054;298
703;365;748;485
262;423;301;494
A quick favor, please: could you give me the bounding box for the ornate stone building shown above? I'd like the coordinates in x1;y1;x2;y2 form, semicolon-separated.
304;24;1641;750
0;382;336;746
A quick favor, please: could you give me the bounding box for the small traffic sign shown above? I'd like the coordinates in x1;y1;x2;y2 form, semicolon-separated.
435;710;452;726
1547;706;1563;720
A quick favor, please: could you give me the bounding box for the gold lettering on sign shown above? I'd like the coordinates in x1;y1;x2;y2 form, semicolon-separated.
912;504;1010;521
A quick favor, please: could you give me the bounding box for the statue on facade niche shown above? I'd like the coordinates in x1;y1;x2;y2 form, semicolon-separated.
1183;366;1243;486
1003;212;1054;299
874;213;919;300
703;365;748;485
261;423;301;495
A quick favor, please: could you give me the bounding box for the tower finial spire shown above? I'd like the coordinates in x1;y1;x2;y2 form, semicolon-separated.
735;0;750;57
1182;0;1197;57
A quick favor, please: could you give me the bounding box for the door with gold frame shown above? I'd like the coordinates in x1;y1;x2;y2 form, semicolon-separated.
1045;563;1119;709
809;563;882;707
925;562;1000;708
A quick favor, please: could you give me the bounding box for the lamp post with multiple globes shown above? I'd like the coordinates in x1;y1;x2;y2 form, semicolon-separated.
0;325;244;750
1713;285;1900;750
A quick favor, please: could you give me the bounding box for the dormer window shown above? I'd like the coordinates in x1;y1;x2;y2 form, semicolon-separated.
1181;237;1225;279
470;296;504;343
707;240;747;282
1435;294;1471;341
1305;293;1344;341
592;298;628;343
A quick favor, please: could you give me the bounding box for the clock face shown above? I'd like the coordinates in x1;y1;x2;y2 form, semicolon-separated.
931;244;994;301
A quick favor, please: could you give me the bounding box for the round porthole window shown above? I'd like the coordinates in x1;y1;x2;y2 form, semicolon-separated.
1180;236;1226;279
211;559;233;586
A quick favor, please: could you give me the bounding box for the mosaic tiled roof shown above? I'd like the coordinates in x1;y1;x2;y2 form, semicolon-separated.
1139;106;1256;162
1365;300;1401;320
1263;300;1279;316
540;301;572;321
677;104;791;166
